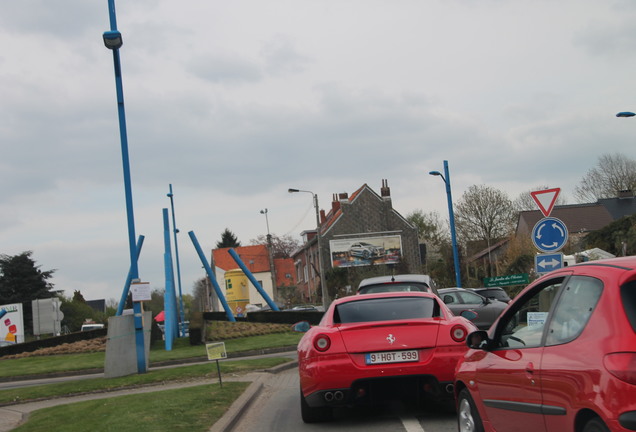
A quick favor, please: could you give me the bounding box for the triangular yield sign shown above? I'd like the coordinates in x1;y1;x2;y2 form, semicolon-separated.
530;188;561;217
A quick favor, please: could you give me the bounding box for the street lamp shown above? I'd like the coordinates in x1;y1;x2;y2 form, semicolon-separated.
429;160;462;288
103;0;146;373
260;209;277;300
288;188;329;309
167;184;185;337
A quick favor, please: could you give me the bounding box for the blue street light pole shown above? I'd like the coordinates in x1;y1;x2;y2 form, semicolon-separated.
167;184;186;337
429;160;462;288
103;0;146;373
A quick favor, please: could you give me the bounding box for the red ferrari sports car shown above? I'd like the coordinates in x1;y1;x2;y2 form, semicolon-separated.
298;291;477;422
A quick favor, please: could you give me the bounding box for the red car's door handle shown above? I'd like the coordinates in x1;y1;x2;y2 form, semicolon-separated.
525;362;535;374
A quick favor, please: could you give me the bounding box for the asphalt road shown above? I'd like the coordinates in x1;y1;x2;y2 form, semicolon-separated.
232;367;458;432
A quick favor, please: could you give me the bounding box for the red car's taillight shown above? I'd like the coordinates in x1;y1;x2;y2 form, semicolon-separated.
604;352;636;385
451;325;468;343
313;334;331;352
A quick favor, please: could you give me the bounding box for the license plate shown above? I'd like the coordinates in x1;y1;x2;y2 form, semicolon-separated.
365;350;419;365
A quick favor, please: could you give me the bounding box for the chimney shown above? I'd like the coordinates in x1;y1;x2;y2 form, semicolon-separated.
338;192;349;202
331;194;341;213
320;209;327;224
380;179;391;198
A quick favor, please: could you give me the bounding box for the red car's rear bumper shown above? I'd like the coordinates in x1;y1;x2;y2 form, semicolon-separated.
300;346;465;407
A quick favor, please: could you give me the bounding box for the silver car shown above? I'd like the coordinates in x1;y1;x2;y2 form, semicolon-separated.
438;287;507;330
357;274;438;295
348;242;385;260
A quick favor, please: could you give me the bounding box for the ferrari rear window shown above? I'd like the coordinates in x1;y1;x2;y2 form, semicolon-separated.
334;297;438;323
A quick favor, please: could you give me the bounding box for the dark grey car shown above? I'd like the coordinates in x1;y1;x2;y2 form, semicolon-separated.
469;287;512;304
438;287;507;330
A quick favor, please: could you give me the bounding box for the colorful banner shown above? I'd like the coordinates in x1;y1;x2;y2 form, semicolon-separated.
0;303;25;344
329;235;402;268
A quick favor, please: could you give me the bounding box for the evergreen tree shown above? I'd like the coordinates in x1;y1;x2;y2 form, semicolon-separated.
216;228;241;248
0;251;55;304
72;290;86;303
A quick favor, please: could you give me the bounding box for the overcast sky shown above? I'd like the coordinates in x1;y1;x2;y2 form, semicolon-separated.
1;0;634;304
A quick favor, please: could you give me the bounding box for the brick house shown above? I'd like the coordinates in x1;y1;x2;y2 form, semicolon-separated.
291;179;421;304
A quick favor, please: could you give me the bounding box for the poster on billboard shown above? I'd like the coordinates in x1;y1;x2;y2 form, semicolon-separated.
0;303;25;344
330;236;402;268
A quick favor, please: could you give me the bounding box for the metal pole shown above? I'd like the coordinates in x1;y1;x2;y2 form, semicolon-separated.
188;231;236;322
261;209;278;301
103;0;146;373
443;160;462;288
288;189;329;309
116;235;145;316
168;184;186;337
313;193;329;309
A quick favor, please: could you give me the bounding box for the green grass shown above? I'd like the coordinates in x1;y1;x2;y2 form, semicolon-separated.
0;333;302;379
0;357;289;405
13;382;249;432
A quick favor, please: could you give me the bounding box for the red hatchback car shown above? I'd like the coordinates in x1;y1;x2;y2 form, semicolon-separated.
455;256;636;432
298;291;477;422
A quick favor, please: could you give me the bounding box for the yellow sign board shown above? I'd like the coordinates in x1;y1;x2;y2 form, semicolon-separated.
205;342;227;361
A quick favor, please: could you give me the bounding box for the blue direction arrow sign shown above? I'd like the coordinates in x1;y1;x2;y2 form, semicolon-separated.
532;217;568;253
535;253;564;274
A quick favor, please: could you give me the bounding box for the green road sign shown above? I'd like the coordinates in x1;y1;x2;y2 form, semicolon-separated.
483;273;529;287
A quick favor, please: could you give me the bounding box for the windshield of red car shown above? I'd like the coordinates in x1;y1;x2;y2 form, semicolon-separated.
333;297;439;323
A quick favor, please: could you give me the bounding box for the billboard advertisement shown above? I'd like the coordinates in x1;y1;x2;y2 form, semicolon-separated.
330;235;402;268
0;303;25;344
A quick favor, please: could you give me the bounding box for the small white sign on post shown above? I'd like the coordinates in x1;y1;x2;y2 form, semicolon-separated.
131;282;152;302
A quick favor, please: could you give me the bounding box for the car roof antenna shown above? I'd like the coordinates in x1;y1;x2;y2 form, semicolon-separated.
389;264;395;282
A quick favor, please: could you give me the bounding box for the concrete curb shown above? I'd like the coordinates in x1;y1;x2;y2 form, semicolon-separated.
208;377;265;432
209;360;298;432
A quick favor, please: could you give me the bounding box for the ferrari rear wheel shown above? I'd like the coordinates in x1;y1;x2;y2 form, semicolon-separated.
300;390;333;423
582;417;610;432
457;388;484;432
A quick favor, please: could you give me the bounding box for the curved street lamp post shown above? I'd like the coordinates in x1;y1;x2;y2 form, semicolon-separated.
103;0;146;372
288;189;329;310
429;160;462;288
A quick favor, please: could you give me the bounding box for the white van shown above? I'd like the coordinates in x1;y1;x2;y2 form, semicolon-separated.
81;323;105;331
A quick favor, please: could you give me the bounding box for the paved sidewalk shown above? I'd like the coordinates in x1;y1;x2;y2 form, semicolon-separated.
0;360;297;432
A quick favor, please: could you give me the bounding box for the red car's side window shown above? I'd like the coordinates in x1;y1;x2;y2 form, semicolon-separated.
494;279;565;349
545;276;602;346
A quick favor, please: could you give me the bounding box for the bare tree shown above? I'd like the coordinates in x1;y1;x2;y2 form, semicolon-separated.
249;233;301;258
406;210;448;245
192;277;210;312
574;153;636;203
513;186;568;212
454;185;516;244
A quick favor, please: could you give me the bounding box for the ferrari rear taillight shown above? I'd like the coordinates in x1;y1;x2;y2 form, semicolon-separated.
604;352;636;385
313;334;331;352
450;325;468;343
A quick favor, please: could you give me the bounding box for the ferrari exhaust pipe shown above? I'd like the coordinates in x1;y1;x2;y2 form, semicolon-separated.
445;384;454;393
334;391;344;401
324;392;334;402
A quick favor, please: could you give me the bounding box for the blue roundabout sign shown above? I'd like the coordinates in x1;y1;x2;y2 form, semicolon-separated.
532;217;568;253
